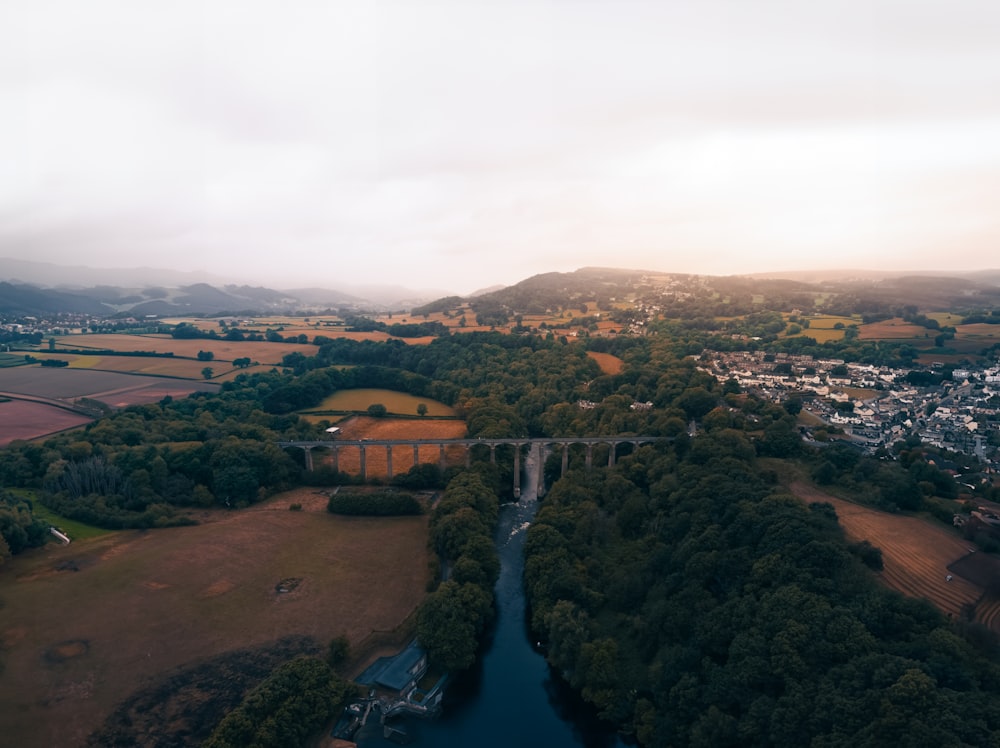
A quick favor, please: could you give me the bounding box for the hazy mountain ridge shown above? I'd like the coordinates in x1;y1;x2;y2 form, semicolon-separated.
0;281;113;316
0;258;456;313
745;268;1000;286
3;258;1000;317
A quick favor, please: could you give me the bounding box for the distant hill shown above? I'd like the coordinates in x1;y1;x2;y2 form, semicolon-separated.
0;282;113;315
0;257;232;289
745;268;1000;287
0;258;454;314
472;267;656;314
410;266;1000;324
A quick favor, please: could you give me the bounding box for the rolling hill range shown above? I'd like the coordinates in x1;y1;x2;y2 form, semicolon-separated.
3;259;1000;317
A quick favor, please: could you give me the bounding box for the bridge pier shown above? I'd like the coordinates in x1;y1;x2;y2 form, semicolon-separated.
536;443;545;497
513;445;521;498
278;436;668;484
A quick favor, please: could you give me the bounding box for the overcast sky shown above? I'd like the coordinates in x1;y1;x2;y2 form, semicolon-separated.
2;1;999;294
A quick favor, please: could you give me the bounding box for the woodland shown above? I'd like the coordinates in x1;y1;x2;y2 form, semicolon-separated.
2;316;1000;745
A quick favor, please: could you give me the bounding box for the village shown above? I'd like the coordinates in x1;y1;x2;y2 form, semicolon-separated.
699;350;1000;473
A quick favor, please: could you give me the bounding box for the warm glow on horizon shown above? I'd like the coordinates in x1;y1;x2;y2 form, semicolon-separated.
2;1;999;293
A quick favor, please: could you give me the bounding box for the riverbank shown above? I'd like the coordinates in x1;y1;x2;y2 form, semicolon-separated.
353;447;626;748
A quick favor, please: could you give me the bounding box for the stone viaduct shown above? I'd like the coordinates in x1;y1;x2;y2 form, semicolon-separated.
278;436;665;497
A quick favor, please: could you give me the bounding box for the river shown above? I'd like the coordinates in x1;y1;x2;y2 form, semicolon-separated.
356;446;628;747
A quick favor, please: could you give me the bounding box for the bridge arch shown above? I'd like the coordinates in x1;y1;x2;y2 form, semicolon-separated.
278;436;669;496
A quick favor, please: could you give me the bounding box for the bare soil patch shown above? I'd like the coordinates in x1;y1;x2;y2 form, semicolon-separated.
0;489;430;747
789;482;984;621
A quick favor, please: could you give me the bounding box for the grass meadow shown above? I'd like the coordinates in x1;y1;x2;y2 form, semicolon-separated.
784;314;862;343
26;498;111;541
927;312;964;327
0;490;430;747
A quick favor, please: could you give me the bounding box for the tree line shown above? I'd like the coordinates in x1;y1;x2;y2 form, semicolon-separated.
417;469;501;671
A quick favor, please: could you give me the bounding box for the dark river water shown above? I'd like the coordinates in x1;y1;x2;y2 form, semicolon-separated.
356;449;628;748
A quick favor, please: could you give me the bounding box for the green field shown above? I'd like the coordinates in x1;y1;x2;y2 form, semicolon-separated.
31;503;112;541
806;314;859;328
0;352;30;368
3;489;110;541
927;312;964;326
302;388;456;417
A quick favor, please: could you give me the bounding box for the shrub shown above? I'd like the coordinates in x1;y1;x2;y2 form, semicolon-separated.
850;540;884;570
327;490;422;516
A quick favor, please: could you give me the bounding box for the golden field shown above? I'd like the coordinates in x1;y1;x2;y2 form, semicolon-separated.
303;388;456;417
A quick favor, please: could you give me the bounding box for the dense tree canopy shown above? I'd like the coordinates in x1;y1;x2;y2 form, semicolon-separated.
202;657;351;748
418;469;500;671
0;490;49;562
525;434;1000;746
2;305;997;746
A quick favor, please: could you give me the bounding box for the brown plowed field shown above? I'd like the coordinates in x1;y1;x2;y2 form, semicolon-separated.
0;488;429;747
789;482;986;622
317;417;468;478
0;369;219;443
0;399;93;446
858;319;930;341
976;596;1000;630
51;334;319;364
587;351;625;375
0;367;218;401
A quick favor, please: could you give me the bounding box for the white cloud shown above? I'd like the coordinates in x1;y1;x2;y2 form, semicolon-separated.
1;0;999;292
